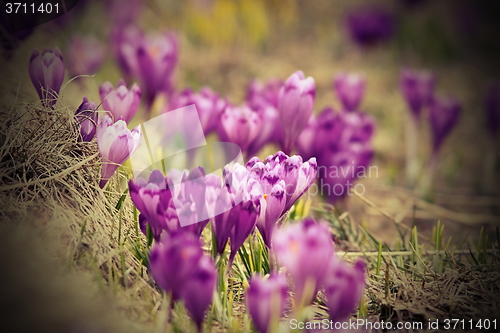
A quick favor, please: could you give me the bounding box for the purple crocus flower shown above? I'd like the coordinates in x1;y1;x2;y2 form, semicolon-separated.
247;78;283;110
99;79;142;123
211;164;255;256
346;6;396;47
323;258;366;323
96;114;141;188
333;73;366;112
400;69;436;119
168;87;227;134
28;48;65;108
273;219;334;306
245;152;318;248
149;232;216;331
66;34;106;78
485;82;500;139
246;274;288;333
278;71;315;154
75;97;97;142
110;25;144;78
428;95;461;152
180;255;217;332
126;31;179;109
246;79;284;156
299;107;375;204
228;199;260;265
220;105;262;154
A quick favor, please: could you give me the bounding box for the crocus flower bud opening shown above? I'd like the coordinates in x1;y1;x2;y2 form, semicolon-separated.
28;48;65;108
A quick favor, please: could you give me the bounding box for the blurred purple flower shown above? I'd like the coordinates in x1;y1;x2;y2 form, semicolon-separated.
428;95;461;152
333;73;366;112
485;82;500;139
66;35;106;78
278;71;315;154
110;26;178;109
323;258;366;323
180;255;217;332
346;7;396;47
28;48;65;108
110;25;144;78
136;31;178;105
220;105;262;154
96;114;141;188
246;274;288;333
246;152;317;247
247;79;283;110
168;87;227;134
99;79;142;123
149;232;217;331
75;97;97;142
273;219;334;306
400;69;436;118
299;108;375;204
246;79;284;156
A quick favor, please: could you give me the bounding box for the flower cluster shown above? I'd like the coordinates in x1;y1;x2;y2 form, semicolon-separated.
298;74;375;203
246;219;366;333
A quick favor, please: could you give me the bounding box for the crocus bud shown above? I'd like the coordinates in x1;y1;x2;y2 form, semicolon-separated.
246;274;288;333
346;6;395;47
220;105;262;154
323;258;366;323
333;73;366;112
229;199;260;265
485;82;500;139
99;79;142;123
149;232;204;300
278;71;315;154
75;97;97;142
96;114;141;188
180;255;217;332
149;232;216;331
28;48;65;107
66;34;106;77
273;219;334;307
428;95;461;152
400;69;436;118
